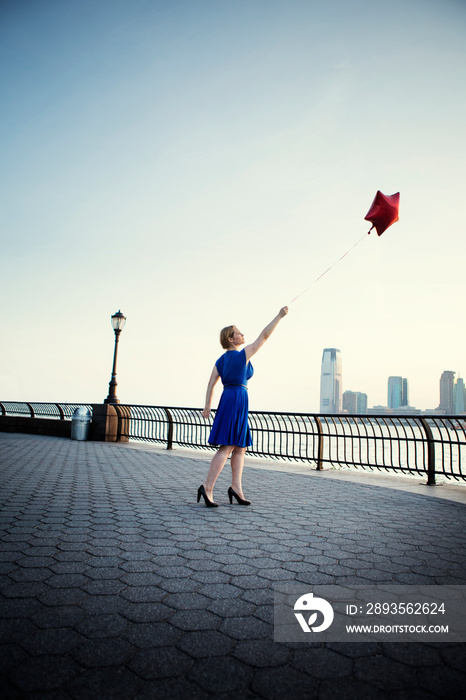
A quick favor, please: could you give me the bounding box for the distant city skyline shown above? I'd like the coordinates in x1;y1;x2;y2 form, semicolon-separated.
320;348;465;415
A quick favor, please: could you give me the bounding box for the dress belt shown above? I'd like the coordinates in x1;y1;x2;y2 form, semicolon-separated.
224;383;248;390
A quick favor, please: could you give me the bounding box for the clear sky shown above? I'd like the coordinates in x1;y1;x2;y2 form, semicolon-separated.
1;0;465;413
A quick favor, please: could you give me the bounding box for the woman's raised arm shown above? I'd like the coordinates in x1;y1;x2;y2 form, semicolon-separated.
244;307;288;363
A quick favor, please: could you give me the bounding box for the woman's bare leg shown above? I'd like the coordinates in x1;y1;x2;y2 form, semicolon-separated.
203;445;232;499
230;447;247;498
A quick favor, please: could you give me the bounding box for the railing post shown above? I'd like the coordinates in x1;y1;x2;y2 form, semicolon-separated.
164;408;174;450
419;417;436;485
315;416;324;470
114;404;122;441
26;403;35;418
56;404;65;420
0;403;5;416
90;404;128;442
112;404;130;442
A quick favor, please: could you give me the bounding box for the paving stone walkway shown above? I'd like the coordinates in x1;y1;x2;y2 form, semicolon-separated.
0;433;465;699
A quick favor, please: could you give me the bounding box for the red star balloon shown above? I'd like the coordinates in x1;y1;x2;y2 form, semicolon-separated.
364;190;400;236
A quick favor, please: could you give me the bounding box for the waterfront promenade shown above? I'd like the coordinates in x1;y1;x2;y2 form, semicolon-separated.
0;433;465;699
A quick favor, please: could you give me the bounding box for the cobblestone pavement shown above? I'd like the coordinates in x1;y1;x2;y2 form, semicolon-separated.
0;433;465;699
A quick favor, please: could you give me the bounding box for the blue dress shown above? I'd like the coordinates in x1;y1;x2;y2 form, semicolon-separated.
208;348;254;448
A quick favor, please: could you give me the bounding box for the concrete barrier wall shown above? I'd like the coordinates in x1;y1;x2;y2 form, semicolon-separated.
0;416;72;438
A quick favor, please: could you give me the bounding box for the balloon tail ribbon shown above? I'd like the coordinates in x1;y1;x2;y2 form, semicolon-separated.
290;233;367;304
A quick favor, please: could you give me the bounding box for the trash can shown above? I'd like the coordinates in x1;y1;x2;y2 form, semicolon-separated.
71;407;91;441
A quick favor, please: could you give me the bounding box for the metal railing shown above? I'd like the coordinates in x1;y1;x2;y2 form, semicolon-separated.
0;401;93;420
112;404;465;484
1;402;465;483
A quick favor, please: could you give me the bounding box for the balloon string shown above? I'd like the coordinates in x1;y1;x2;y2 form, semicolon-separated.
290;233;368;304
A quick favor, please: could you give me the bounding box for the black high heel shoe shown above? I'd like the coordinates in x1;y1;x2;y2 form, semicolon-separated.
197;485;218;508
228;487;251;505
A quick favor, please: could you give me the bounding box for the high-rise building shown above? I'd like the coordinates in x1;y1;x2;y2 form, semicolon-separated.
388;377;402;408
342;391;357;414
320;348;342;414
454;377;466;414
388;376;408;409
439;371;455;414
343;390;367;415
357;392;368;415
402;378;409;407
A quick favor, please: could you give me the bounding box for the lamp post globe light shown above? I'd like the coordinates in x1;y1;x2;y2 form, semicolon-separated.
104;310;126;405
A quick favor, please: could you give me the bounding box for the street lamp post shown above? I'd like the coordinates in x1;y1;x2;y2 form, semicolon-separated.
104;310;126;405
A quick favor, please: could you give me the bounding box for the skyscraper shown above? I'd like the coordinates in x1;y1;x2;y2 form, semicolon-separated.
402;378;409;407
388;377;402;409
320;348;342;414
439;371;455;414
343;390;367;415
388;376;409;409
454;377;466;414
342;391;357;414
357;392;368;415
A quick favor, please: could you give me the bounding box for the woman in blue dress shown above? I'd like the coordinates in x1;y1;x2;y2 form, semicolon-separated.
198;306;288;507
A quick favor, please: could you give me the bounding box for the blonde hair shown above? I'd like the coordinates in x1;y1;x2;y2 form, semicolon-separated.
220;325;236;350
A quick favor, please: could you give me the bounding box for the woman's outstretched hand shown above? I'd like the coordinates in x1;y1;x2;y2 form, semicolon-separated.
279;306;289;318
